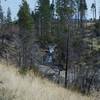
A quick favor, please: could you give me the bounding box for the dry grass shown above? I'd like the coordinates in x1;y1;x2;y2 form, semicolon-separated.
0;63;96;100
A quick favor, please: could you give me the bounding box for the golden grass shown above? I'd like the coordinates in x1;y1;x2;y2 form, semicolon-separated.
0;63;95;100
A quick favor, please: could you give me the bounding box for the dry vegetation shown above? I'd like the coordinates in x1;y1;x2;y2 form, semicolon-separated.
0;63;98;100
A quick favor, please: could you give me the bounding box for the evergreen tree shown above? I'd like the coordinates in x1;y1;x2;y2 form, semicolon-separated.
50;0;55;34
37;0;51;44
91;3;96;20
56;0;76;87
50;0;55;19
56;0;75;33
7;7;12;23
0;0;3;24
78;0;87;28
17;0;34;67
18;0;33;31
31;9;40;36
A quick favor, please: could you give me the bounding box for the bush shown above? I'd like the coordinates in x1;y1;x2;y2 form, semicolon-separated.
94;21;100;36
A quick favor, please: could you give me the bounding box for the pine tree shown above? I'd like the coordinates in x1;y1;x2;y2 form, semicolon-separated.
50;0;55;35
91;3;96;20
7;7;12;23
0;0;4;45
56;0;75;33
32;9;40;36
17;0;34;67
78;0;87;28
0;0;3;24
56;0;76;87
18;0;33;31
37;0;51;44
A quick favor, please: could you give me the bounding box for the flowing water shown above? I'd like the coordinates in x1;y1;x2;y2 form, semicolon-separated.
43;44;56;65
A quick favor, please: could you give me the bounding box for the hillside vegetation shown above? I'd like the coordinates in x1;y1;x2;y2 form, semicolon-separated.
0;63;94;100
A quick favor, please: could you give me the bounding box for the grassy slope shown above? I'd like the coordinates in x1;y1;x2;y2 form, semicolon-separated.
0;64;94;100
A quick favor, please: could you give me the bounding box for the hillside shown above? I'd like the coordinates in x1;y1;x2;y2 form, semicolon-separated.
0;63;94;100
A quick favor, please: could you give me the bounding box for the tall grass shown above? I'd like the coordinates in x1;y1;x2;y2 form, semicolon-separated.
0;63;95;100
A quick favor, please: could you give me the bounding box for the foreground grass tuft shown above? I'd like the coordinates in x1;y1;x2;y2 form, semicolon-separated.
0;63;96;100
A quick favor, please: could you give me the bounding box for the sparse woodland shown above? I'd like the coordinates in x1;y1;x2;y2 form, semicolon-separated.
0;0;100;98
